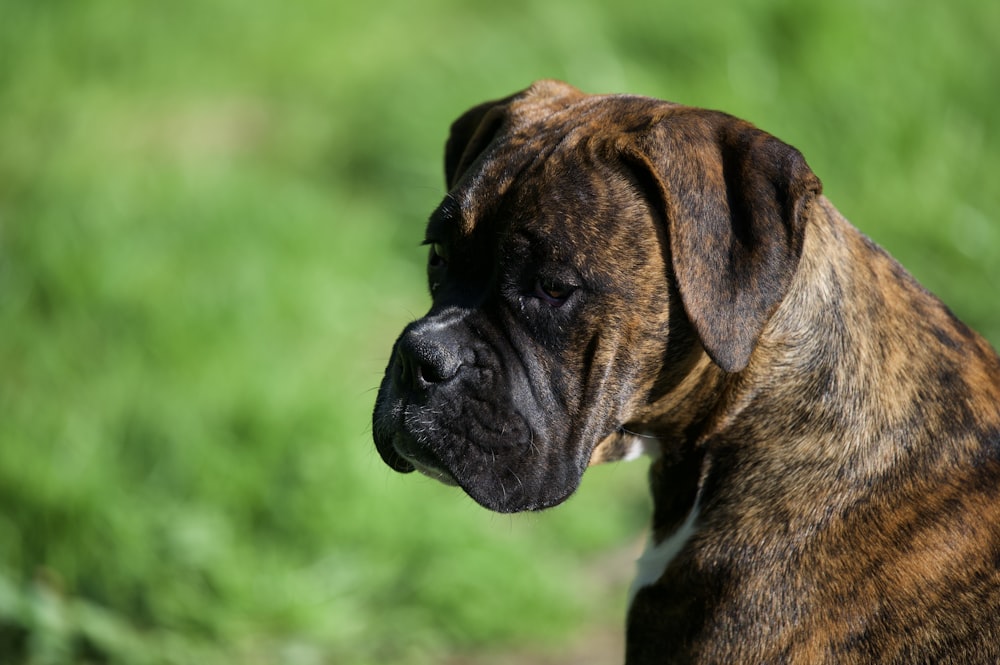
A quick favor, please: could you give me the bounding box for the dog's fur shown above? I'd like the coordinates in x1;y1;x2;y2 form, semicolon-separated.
373;80;1000;663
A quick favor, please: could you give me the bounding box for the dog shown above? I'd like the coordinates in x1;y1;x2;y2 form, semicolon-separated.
372;80;1000;663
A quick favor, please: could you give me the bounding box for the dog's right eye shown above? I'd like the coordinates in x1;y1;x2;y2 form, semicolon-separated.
532;278;574;307
428;242;448;268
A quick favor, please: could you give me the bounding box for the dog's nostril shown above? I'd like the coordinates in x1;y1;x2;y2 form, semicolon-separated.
396;332;461;390
417;358;448;384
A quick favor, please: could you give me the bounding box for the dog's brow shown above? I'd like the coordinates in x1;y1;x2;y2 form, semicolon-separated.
426;196;462;241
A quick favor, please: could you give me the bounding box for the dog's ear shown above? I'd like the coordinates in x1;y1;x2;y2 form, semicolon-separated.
627;112;822;373
444;95;516;189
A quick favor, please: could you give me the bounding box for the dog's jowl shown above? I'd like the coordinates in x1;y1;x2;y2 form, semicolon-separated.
372;80;1000;664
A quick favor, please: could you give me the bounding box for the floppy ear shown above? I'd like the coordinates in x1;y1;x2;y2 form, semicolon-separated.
444;95;516;189
629;111;822;373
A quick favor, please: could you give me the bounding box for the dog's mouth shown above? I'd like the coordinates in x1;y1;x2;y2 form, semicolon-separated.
377;431;459;487
404;457;459;486
372;363;586;513
374;433;416;474
394;434;460;486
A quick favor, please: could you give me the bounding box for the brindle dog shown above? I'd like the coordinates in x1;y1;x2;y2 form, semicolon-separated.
372;80;1000;664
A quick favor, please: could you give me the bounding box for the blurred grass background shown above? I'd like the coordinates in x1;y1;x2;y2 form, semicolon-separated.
0;0;997;663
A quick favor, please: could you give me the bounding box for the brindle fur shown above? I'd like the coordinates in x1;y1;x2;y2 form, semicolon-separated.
372;80;1000;664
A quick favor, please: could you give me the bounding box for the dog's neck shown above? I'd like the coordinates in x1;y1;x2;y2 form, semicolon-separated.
746;197;1000;466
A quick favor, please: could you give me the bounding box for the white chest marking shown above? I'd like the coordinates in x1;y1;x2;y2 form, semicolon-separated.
622;432;662;461
628;491;702;608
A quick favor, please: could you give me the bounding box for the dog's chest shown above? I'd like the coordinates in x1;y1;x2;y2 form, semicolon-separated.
627;491;701;607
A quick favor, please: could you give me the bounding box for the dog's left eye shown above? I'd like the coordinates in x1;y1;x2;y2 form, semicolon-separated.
533;278;573;307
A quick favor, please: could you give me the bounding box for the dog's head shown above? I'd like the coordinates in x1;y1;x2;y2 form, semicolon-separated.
372;80;820;512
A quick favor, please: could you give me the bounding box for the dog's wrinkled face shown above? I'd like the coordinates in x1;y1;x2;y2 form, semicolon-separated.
372;131;674;512
372;81;819;512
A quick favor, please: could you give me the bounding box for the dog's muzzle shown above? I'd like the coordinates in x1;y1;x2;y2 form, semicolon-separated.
373;312;468;481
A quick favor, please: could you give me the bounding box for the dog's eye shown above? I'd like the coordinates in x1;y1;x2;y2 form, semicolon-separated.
533;278;573;307
428;242;448;268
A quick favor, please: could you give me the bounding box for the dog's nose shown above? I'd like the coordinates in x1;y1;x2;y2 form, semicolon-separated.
395;324;463;390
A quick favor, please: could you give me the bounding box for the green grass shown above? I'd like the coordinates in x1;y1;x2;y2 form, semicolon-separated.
0;0;998;663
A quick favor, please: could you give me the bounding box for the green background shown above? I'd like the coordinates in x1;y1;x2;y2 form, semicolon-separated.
1;1;997;663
